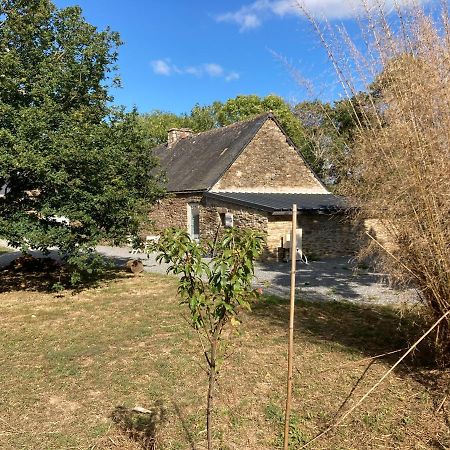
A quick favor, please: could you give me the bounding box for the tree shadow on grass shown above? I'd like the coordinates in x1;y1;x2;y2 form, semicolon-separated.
253;294;433;368
252;295;450;418
0;251;130;294
111;403;166;450
172;401;197;450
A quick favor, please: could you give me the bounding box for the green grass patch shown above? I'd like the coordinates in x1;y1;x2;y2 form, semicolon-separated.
0;273;448;449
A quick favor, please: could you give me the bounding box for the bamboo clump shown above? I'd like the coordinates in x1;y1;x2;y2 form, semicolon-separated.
302;0;450;363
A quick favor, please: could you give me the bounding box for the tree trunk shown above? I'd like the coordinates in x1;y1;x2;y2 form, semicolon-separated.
207;338;217;450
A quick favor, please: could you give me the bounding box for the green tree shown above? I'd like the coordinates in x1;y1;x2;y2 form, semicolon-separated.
215;94;335;172
155;227;265;450
215;94;266;125
138;110;190;147
293;100;356;184
0;0;163;283
188;102;221;131
216;94;310;160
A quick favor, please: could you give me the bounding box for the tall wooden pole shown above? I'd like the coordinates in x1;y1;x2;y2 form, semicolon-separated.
284;204;297;450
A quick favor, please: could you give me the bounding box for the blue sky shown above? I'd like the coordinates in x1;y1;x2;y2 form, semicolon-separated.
54;0;430;115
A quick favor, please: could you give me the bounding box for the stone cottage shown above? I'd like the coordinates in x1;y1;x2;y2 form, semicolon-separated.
150;112;359;260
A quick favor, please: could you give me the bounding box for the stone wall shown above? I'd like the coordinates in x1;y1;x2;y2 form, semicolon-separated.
267;218;292;258
265;214;362;260
211;119;328;194
297;213;362;259
202;197;269;243
148;193;202;232
149;195;361;260
148;194;269;243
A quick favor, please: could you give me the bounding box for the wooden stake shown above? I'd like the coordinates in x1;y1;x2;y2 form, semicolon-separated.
284;204;297;450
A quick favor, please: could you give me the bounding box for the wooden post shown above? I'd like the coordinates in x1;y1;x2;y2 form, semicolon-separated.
284;204;297;450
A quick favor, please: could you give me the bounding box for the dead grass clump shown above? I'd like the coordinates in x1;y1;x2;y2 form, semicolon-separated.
111;404;166;449
307;1;450;364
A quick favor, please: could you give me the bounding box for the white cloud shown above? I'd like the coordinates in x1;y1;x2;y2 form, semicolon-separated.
185;66;203;76
216;0;430;30
151;59;173;76
151;60;239;81
204;63;225;77
216;11;262;30
225;71;240;82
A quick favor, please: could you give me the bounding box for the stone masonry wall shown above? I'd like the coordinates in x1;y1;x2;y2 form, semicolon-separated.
148;194;269;244
201;197;269;243
267;218;292;258
266;214;363;260
297;213;362;259
211;119;328;194
149;196;361;260
266;213;362;260
148;194;202;233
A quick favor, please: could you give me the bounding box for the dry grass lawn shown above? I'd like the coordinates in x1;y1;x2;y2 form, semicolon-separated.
0;272;448;449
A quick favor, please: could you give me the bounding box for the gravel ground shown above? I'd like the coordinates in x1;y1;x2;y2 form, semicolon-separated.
97;246;418;306
0;241;417;305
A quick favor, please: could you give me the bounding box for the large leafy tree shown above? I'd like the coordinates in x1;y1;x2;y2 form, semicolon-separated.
138;111;190;148
293;99;360;185
0;0;163;282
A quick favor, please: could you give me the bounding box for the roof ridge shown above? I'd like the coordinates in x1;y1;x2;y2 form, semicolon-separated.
187;111;271;139
152;112;273;150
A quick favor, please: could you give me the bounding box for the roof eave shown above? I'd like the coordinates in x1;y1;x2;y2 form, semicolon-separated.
168;189;207;195
205;191;346;214
204;191;275;213
271;207;342;216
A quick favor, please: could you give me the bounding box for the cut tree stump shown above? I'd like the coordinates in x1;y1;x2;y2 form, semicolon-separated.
127;259;144;275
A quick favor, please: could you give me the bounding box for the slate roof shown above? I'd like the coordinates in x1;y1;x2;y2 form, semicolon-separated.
153;113;271;192
153;113;344;212
205;192;345;214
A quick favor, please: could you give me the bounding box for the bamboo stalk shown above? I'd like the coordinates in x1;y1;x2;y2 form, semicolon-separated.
316;347;406;373
284;204;297;450
436;395;447;413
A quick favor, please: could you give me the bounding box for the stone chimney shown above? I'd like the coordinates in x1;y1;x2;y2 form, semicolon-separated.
167;128;193;148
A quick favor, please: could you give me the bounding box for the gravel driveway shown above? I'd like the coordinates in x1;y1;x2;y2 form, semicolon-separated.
0;241;417;306
94;246;418;306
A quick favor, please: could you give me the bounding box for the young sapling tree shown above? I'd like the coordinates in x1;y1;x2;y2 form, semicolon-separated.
154;227;265;450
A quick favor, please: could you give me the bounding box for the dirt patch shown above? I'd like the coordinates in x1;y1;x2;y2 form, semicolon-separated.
49;395;80;414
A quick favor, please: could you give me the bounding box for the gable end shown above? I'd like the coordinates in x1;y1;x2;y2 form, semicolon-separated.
211;118;329;194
